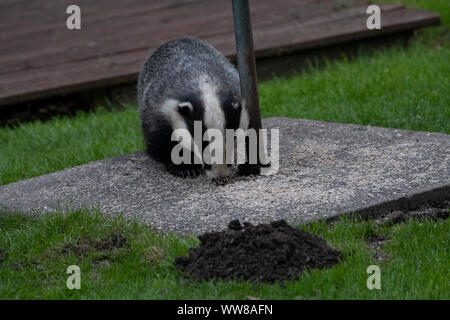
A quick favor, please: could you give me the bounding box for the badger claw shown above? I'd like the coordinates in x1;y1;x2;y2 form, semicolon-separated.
167;164;203;178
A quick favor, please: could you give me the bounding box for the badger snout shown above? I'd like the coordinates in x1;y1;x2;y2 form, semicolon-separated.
206;164;231;179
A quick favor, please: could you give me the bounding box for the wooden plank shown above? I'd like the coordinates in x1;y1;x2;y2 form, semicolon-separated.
208;7;440;59
0;0;234;54
0;6;436;90
0;0;198;33
0;0;318;70
0;50;148;106
0;0;369;74
0;0;217;41
251;7;441;57
0;7;440;106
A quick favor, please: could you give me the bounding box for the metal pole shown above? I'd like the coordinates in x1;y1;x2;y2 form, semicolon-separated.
231;0;262;130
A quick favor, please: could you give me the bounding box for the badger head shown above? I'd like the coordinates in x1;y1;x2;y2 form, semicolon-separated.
163;75;249;179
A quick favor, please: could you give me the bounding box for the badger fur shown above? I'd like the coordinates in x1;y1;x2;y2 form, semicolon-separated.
137;37;249;179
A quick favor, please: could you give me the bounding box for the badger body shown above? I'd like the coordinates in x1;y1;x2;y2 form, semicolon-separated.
137;37;249;179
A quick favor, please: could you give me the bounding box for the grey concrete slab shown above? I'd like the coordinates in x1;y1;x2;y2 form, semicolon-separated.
0;118;449;235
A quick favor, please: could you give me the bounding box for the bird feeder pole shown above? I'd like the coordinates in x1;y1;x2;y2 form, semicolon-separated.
231;0;262;131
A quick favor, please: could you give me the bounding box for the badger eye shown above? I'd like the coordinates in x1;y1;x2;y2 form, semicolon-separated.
177;102;193;117
232;102;241;111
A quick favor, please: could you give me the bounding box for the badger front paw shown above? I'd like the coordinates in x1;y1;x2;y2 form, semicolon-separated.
237;163;262;176
166;163;203;178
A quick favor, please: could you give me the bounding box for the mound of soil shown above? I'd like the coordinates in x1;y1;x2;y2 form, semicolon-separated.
375;201;449;226
175;220;341;283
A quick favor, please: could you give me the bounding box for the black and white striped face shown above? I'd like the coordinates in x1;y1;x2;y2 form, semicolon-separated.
165;75;249;179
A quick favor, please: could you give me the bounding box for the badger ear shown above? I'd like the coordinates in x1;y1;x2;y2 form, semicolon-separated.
177;102;193;117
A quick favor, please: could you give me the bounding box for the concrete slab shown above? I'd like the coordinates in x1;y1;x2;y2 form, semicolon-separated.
0;118;449;235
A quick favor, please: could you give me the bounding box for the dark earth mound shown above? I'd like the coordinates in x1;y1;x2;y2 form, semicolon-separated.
374;200;449;226
175;220;341;283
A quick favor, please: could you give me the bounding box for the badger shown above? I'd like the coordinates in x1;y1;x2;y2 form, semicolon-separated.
137;37;250;180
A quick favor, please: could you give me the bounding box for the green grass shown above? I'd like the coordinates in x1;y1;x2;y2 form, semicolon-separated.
0;210;448;299
0;0;448;300
258;0;450;133
259;42;449;133
0;106;143;186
